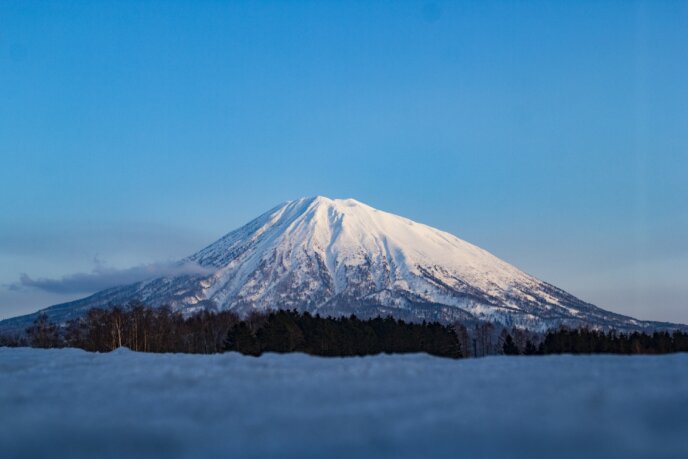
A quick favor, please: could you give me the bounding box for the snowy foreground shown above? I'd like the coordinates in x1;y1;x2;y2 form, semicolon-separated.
1;348;687;459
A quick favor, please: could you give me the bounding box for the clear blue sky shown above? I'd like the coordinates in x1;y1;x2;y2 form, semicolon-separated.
1;1;687;322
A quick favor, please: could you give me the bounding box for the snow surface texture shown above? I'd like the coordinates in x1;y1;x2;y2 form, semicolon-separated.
2;196;682;332
1;348;687;459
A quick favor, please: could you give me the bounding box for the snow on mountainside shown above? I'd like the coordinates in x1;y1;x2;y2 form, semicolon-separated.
1;196;683;333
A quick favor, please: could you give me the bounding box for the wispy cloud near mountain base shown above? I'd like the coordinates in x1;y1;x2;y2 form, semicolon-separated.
11;261;212;295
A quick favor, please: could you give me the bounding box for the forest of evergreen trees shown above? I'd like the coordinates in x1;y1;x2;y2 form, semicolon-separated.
225;309;461;357
454;322;688;356
1;303;687;358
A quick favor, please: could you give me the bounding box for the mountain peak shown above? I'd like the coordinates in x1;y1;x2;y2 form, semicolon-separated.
297;195;367;209
3;197;679;333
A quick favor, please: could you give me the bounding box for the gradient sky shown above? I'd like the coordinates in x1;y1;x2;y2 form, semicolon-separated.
1;1;687;322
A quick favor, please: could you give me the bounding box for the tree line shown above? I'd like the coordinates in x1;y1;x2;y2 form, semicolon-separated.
484;326;688;356
225;309;462;358
1;303;687;358
452;322;688;356
536;327;688;355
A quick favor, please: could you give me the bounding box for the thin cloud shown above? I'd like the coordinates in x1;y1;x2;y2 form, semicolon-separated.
10;261;213;295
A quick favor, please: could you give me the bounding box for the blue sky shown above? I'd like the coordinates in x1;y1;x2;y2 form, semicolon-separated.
1;1;687;322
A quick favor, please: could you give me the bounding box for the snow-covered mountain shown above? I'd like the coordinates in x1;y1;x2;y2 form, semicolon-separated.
1;196;682;332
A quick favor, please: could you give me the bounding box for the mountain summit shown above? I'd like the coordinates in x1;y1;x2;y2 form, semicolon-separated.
0;196;678;332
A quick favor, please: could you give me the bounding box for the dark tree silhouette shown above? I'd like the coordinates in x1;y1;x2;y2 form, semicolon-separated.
225;310;462;358
502;333;519;355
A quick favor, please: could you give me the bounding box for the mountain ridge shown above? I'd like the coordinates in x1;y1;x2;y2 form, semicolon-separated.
1;196;685;333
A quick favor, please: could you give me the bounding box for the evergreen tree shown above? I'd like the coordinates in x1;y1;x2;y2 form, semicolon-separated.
523;340;538;355
502;333;519;355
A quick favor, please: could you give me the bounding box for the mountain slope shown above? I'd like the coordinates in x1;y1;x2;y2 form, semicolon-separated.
1;196;682;333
